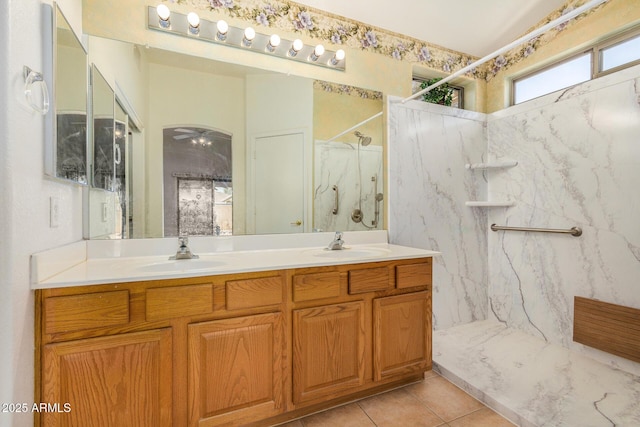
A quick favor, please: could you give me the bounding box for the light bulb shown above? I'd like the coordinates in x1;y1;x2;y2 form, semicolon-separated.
288;39;303;57
187;12;200;35
330;49;346;65
266;34;280;52
156;4;171;28
242;27;256;46
309;44;325;61
216;20;229;41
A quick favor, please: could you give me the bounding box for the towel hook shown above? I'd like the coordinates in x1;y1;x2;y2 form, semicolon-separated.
23;66;49;115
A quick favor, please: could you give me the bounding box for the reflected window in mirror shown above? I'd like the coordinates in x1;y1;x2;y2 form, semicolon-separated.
163;127;233;237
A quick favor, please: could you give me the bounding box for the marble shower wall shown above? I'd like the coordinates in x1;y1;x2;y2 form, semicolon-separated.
486;65;640;372
388;99;489;330
314;141;384;232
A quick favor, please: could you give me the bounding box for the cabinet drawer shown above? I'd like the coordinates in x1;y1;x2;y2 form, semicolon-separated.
44;290;129;334
396;262;432;289
226;276;283;310
293;271;341;302
146;284;213;321
348;267;392;294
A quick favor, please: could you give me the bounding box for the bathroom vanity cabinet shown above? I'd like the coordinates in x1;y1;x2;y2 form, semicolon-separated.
35;257;432;427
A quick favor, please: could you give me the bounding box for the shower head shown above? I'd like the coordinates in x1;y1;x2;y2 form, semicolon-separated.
354;131;372;146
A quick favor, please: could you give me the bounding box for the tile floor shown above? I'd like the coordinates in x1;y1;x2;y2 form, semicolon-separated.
279;371;516;427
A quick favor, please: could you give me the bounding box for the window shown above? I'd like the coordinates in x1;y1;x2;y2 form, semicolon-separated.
598;33;640;73
512;26;640;105
513;53;591;104
412;77;464;109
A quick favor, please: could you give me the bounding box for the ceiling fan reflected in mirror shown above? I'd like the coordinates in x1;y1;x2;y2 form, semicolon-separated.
173;127;216;147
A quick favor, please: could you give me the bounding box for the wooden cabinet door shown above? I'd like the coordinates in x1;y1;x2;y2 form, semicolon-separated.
188;312;284;427
373;291;431;381
42;329;172;427
293;301;366;404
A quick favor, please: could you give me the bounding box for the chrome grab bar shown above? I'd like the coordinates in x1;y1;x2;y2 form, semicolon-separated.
491;224;582;237
332;185;339;215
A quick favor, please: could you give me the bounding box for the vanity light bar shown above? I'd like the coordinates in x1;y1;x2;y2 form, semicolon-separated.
147;6;346;71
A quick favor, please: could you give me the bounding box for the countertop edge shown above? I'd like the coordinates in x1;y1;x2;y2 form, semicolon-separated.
32;245;440;290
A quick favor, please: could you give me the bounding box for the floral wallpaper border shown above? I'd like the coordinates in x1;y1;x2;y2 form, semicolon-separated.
168;0;608;81
485;0;608;81
313;80;383;101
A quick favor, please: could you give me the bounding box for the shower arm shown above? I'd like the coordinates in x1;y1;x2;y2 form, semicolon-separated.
323;0;608;143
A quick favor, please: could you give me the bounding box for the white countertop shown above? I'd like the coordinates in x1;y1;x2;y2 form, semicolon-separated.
31;232;439;289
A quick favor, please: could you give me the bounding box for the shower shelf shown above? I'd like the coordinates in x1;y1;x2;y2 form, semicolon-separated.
465;160;518;170
465;201;515;207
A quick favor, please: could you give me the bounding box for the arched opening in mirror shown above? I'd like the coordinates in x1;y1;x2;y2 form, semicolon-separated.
162;126;233;237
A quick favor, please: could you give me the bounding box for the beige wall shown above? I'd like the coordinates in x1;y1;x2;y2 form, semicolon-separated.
313;89;383;145
485;0;640;112
146;63;246;236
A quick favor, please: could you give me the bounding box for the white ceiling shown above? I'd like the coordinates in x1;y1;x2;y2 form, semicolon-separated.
293;0;568;57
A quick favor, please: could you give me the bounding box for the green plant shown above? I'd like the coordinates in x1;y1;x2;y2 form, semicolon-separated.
420;78;453;106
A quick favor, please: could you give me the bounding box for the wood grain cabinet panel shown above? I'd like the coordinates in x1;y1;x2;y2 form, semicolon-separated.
225;276;283;310
293;271;341;302
293;301;366;404
42;328;172;427
44;290;129;334
188;313;284;426
348;267;391;294
373;291;431;381
395;261;432;289
146;284;213;321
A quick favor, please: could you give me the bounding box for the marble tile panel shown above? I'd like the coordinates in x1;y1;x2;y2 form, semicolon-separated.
487;70;640;372
314;141;383;232
434;321;640;427
388;99;489;330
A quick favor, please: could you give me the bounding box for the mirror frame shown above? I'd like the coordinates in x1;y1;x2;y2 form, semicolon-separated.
44;2;89;185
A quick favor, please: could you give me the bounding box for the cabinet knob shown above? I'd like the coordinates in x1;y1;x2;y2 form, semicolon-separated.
291;220;302;226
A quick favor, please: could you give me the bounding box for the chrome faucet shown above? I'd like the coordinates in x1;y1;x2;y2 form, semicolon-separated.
327;231;345;250
170;235;199;260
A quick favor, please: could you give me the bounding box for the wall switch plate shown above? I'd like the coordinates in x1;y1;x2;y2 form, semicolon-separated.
50;196;60;228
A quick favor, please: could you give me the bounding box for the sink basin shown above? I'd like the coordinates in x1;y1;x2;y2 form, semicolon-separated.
136;257;227;273
305;246;391;259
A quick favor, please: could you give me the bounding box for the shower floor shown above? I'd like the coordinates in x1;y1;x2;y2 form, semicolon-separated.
433;320;640;427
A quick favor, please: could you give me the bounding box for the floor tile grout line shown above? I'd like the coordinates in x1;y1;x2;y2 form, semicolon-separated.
356;400;379;426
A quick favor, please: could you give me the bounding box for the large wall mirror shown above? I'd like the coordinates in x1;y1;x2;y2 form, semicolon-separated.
83;35;384;239
45;4;88;184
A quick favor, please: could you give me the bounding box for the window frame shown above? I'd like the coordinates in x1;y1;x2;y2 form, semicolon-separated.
594;26;640;78
411;77;465;109
511;50;593;105
511;25;640;106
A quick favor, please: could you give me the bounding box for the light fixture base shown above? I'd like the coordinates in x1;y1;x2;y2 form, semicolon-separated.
147;6;346;71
